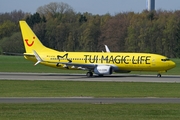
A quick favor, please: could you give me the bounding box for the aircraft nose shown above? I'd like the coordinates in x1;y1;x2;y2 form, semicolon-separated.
170;61;176;68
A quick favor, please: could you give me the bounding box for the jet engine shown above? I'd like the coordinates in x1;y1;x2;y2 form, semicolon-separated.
94;65;113;75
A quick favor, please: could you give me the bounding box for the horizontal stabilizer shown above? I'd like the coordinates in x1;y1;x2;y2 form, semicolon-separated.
24;53;34;56
33;50;43;66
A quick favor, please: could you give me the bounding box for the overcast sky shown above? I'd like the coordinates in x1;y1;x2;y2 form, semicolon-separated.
0;0;180;15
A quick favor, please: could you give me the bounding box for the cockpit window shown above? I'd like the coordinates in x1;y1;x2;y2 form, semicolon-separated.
161;58;170;61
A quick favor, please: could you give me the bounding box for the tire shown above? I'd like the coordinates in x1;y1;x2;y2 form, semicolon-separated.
86;72;93;77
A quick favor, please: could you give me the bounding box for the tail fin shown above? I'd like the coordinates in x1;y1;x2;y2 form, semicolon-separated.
19;21;46;53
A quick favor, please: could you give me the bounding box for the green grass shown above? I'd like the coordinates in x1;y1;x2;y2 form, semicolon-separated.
0;55;179;75
0;80;180;97
1;81;180;120
0;103;180;120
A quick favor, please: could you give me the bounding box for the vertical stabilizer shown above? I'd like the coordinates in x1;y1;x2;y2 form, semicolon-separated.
19;21;46;53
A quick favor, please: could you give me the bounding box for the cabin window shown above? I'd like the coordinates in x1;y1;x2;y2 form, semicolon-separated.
161;59;165;61
166;58;170;61
161;58;170;62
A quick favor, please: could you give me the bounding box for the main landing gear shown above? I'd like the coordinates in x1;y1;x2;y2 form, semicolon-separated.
86;71;93;77
157;73;161;77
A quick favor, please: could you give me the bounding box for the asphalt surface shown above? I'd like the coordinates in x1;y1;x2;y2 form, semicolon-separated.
0;72;180;82
0;72;180;103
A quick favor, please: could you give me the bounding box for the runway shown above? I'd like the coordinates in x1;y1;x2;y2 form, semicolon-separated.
0;72;180;83
1;72;180;103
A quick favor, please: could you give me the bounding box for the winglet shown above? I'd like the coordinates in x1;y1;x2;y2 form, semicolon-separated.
105;45;110;53
33;50;43;66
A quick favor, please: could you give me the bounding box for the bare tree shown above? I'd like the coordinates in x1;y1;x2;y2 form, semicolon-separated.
37;2;74;19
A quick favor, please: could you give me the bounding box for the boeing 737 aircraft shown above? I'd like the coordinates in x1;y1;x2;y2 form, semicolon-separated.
19;21;176;77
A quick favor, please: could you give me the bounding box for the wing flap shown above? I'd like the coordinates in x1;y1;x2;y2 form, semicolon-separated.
55;61;96;70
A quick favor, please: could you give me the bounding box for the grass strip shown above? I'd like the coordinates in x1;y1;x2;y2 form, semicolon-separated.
0;103;180;120
0;80;180;97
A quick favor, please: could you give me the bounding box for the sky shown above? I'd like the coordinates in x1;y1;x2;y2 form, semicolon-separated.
0;0;180;15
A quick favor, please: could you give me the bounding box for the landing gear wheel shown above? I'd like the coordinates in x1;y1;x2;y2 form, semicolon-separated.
157;74;161;77
86;72;93;77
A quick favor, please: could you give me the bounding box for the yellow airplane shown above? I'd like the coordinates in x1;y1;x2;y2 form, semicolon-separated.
19;21;176;77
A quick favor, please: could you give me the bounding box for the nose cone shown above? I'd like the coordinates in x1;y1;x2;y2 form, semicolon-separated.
170;61;176;69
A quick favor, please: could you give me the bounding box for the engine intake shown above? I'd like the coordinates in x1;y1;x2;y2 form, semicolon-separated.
94;65;113;75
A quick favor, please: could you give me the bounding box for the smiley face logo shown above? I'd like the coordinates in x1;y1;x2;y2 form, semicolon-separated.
25;37;35;47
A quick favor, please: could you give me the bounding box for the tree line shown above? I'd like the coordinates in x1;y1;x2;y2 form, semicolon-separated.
0;2;180;58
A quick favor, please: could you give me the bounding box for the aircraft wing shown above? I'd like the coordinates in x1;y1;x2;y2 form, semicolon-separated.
104;45;110;52
51;61;97;70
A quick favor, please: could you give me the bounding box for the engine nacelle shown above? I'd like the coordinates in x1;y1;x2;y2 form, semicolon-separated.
94;65;113;75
